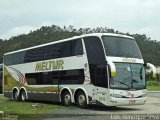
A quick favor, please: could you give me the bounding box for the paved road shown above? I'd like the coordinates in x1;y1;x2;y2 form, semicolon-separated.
147;91;160;97
45;92;160;120
1;93;159;120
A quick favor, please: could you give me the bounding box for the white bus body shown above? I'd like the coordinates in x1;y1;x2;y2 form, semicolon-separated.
3;33;156;108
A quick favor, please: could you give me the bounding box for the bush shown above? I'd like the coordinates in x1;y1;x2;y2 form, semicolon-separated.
147;81;160;86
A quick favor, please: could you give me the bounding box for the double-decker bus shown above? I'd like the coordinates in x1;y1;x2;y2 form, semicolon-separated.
3;33;156;108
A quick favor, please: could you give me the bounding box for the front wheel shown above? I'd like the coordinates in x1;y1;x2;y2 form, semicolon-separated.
76;91;87;108
61;91;71;106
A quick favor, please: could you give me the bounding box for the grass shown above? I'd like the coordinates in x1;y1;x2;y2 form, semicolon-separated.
147;86;160;91
0;95;77;119
147;80;160;91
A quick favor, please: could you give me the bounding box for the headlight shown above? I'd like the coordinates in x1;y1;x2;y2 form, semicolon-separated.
110;94;123;98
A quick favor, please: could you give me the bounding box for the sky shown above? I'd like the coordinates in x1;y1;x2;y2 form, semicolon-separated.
0;0;160;40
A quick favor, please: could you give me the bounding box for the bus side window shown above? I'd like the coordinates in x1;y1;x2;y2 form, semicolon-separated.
61;42;71;57
71;39;83;56
83;36;108;88
59;69;84;84
52;71;59;85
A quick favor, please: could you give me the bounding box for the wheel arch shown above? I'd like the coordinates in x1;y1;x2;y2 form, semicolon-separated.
19;87;28;100
73;87;89;104
59;87;73;103
12;87;19;99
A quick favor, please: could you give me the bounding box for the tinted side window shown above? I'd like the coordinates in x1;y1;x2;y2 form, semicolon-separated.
24;39;83;63
52;71;59;85
26;72;56;85
84;36;108;88
24;43;63;63
61;42;71;57
4;39;83;66
61;39;83;57
71;39;83;56
4;51;26;65
59;69;84;84
25;72;41;85
25;69;84;85
0;65;2;71
84;37;105;64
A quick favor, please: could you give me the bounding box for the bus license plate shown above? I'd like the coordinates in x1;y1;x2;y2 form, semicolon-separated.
129;100;136;104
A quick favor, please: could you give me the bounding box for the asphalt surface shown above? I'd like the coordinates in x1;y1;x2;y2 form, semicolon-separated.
45;92;160;120
1;92;159;120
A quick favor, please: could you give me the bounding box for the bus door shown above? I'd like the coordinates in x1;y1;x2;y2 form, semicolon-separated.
83;37;108;104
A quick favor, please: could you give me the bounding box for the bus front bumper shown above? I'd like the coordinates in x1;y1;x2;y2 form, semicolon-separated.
108;96;147;106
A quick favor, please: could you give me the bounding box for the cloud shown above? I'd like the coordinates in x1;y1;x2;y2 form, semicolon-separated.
136;27;154;34
0;26;37;39
134;27;160;40
0;0;160;40
0;21;53;39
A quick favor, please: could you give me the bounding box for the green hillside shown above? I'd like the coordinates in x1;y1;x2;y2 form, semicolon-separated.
0;25;160;65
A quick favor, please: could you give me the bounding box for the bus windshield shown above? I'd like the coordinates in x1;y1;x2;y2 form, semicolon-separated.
110;63;145;90
102;36;142;59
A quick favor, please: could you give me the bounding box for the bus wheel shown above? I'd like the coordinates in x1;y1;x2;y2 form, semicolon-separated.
76;91;87;108
61;91;71;106
20;90;27;101
13;90;19;101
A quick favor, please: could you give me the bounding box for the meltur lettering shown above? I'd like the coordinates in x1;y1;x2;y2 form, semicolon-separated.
35;60;64;71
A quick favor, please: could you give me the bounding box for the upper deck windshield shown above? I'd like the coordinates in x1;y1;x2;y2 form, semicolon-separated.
102;36;142;59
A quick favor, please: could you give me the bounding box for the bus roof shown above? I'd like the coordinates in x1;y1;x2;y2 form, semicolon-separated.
4;33;134;55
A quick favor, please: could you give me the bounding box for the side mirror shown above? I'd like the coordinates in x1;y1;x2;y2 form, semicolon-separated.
146;63;157;78
107;60;117;78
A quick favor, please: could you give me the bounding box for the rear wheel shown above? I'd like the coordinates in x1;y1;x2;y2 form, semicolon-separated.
13;90;19;101
76;91;87;108
20;90;27;101
61;91;71;106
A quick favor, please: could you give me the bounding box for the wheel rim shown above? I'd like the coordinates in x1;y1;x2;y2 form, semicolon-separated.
21;92;26;101
78;94;86;106
14;92;18;100
64;94;71;105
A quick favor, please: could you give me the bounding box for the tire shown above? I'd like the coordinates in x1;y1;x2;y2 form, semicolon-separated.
13;90;19;101
19;90;27;102
61;91;71;106
76;91;87;108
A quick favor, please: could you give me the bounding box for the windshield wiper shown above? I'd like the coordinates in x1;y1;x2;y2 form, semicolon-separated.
131;79;145;88
132;79;138;83
131;79;139;88
114;80;130;89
